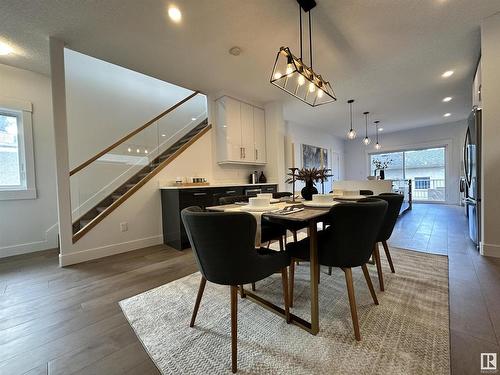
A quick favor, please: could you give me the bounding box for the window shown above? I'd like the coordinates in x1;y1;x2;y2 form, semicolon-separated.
0;98;36;200
414;177;431;190
370;147;446;202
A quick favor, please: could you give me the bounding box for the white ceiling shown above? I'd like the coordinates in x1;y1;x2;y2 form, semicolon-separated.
1;0;499;136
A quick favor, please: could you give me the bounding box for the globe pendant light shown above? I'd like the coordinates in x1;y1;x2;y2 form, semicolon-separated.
270;0;337;106
374;120;382;150
362;111;371;145
346;99;357;140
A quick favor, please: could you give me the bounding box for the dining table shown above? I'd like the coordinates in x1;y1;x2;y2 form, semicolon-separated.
206;199;337;335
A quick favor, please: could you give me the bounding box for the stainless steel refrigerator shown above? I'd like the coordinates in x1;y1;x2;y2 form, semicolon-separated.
464;108;481;248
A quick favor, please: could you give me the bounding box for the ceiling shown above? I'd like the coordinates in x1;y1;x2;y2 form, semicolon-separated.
1;0;499;136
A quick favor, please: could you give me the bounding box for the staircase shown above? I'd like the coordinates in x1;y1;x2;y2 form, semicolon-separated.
70;92;210;243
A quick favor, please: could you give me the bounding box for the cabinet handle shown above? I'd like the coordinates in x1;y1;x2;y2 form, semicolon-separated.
226;190;236;194
243;148;246;159
240;147;243;159
255;149;258;160
193;193;207;196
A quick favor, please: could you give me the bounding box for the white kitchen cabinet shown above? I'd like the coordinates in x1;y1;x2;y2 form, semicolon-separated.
472;58;482;108
253;107;267;163
240;102;255;161
215;96;266;165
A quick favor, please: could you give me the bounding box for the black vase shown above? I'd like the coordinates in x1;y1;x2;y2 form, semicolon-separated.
301;180;318;201
258;171;267;183
380;169;385;180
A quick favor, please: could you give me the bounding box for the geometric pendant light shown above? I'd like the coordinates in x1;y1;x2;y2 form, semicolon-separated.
270;0;336;106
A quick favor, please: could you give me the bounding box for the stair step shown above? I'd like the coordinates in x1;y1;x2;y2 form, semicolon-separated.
79;219;91;228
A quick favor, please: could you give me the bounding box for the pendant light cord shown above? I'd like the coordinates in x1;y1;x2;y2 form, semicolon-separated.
309;10;313;68
365;113;368;136
299;4;303;60
350;102;353;130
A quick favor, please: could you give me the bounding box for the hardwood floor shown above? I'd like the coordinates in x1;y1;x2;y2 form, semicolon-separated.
0;203;498;374
390;203;500;375
0;245;197;374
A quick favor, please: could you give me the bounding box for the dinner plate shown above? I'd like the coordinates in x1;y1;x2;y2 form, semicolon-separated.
303;201;339;208
240;205;276;212
334;195;366;201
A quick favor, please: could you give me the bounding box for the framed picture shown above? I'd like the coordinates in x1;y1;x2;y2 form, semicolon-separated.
301;144;329;169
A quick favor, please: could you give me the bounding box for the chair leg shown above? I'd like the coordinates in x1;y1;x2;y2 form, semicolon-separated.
382;240;395;273
373;243;384;291
292;231;299;265
289;258;295;308
279;236;284;251
343;268;361;341
281;268;291;323
239;285;246;298
230;286;238;373
251;283;256;291
361;264;379;305
267;241;271;249
328;266;332;275
190;276;206;327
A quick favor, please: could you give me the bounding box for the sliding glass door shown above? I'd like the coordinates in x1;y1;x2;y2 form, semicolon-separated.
370;147;446;202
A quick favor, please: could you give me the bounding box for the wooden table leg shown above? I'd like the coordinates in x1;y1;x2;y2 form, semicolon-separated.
308;220;320;335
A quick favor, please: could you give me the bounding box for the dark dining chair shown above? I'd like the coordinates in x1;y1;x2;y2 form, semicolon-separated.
181;207;291;373
219;195;249;205
218;195;286;293
371;193;404;291
286;198;388;341
360;189;374;196
272;191;293;199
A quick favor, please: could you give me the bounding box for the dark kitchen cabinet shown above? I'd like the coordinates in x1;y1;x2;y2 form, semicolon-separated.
161;184;278;250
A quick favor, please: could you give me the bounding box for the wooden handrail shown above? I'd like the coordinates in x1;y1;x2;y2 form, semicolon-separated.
72;123;212;242
69;91;200;176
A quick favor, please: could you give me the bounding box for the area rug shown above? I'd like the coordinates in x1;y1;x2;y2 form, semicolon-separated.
119;247;449;374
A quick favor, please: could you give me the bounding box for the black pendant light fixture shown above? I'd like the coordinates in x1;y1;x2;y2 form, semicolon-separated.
374;120;382;150
270;0;336;106
362;111;371;145
346;99;356;139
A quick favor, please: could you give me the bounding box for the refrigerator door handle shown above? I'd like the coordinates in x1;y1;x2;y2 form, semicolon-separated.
464;129;471;187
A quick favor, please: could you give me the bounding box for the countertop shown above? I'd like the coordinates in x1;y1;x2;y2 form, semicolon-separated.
159;182;278;190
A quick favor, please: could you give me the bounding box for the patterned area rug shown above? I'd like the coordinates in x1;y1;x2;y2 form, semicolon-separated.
120;247;449;374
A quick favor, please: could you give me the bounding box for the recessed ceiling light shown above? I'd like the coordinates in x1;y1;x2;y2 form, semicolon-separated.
0;41;13;56
444;113;451;117
229;46;242;56
191;117;196;121
442;96;452;102
378;127;384;132
168;6;182;23
441;70;454;78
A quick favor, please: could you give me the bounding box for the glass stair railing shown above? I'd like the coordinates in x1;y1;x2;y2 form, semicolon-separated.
69;91;209;242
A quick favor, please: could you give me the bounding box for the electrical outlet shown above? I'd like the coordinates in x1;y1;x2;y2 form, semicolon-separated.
120;222;128;232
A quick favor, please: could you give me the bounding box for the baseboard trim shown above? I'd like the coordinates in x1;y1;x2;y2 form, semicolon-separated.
480;242;500;258
59;235;163;267
0;224;59;259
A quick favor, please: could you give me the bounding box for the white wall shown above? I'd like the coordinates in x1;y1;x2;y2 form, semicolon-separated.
0;64;58;257
480;12;500;258
285;120;345;193
344;121;467;205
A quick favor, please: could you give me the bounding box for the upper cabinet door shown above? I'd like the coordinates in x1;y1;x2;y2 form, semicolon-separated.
217;96;243;161
240;102;255;162
472;58;482;107
253;107;266;163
